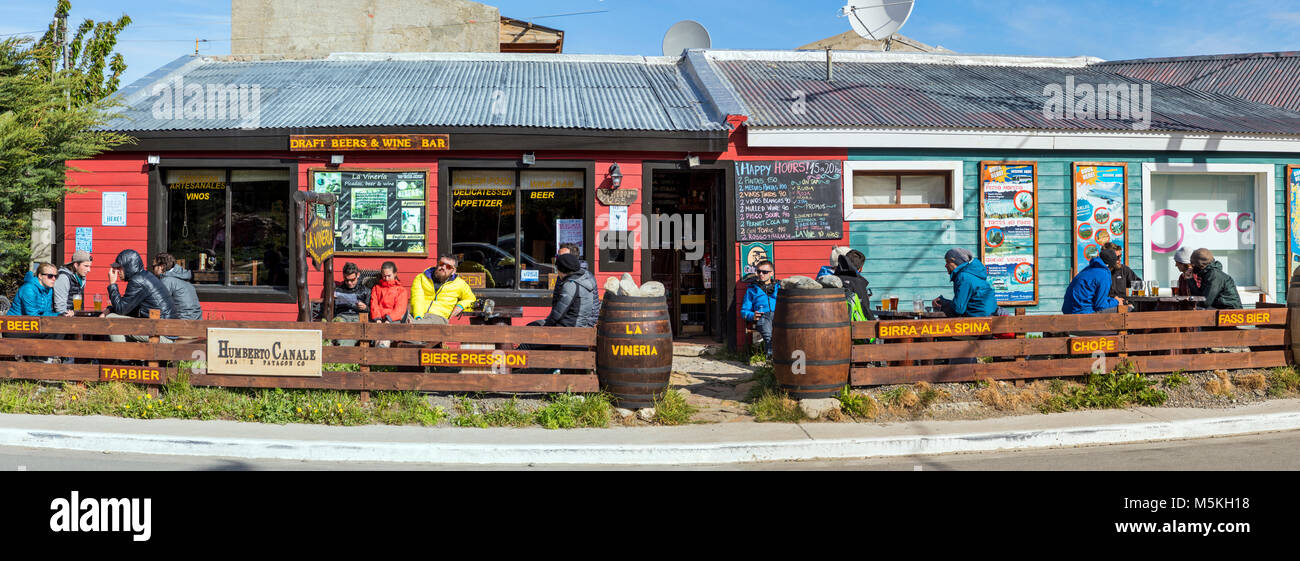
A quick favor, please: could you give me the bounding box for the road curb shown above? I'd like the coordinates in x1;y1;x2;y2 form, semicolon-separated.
3;411;1299;464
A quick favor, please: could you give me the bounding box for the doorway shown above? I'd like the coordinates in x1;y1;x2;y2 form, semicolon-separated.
647;169;725;340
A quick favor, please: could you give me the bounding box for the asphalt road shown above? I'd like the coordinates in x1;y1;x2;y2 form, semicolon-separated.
3;430;1298;470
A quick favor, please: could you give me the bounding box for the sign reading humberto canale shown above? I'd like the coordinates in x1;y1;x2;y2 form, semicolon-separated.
207;328;323;376
289;134;450;151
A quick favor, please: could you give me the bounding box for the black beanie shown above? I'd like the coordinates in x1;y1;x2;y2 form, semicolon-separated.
1099;248;1119;267
556;253;581;274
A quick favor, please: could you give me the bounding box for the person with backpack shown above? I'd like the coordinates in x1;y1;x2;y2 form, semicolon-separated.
741;260;779;358
932;248;997;318
833;250;875;322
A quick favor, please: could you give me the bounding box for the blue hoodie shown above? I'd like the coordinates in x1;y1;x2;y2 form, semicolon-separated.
7;271;56;317
742;281;779;321
941;259;998;317
1062;257;1119;314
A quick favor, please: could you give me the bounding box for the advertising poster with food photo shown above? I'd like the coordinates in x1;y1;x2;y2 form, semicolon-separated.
980;162;1038;305
1072;163;1127;275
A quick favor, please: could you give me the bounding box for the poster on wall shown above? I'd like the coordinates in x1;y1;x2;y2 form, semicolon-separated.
556;218;584;257
1289;165;1300;281
310;169;428;256
102;192;127;226
734;160;843;241
740;242;774;278
1072;163;1128;275
979;161;1038;306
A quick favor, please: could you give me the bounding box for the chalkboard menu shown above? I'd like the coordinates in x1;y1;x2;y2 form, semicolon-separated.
310;169;428;256
735;160;843;241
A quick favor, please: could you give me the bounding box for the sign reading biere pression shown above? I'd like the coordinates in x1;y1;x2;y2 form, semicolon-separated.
290;134;450;151
207;328;323;377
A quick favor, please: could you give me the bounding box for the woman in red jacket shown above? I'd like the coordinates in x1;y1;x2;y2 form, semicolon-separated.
369;262;409;348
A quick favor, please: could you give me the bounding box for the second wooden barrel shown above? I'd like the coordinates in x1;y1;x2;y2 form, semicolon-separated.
772;287;850;399
596;294;674;409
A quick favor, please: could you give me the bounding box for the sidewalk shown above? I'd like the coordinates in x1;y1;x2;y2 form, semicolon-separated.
3;399;1299;465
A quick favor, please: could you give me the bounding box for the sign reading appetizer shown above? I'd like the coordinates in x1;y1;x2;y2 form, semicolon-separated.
206;328;323;376
735;160;843;241
1072;163;1128;275
289;134;450;151
980;161;1039;306
311;169;428;256
877;318;993;339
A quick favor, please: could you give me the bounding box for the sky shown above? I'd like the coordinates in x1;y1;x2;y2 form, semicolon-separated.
2;0;1299;89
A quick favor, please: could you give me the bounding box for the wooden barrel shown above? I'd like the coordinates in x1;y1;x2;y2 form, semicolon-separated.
772;287;850;399
1288;268;1300;365
596;294;674;409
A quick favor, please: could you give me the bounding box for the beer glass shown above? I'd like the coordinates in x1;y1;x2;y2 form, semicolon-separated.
72;294;82;311
93;294;102;311
1148;280;1160;297
913;295;924;313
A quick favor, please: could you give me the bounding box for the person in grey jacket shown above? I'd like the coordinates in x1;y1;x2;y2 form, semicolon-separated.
538;253;598;328
152;252;202;320
52;250;92;315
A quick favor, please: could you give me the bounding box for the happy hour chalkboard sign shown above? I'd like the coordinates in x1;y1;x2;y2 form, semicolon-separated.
310;169;428;256
734;160;843;241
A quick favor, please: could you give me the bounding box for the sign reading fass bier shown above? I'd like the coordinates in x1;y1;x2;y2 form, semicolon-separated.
206;328;323;376
1217;310;1274;327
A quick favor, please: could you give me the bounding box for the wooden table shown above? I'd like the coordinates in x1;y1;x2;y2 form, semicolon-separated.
1125;295;1205;312
873;309;949;366
462;306;524;327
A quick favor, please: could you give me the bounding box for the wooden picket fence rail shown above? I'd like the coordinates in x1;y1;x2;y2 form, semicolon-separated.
850;307;1289;386
0;315;598;394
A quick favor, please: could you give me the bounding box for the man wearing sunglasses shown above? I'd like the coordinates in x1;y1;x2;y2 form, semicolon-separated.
410;255;476;324
741;260;779;359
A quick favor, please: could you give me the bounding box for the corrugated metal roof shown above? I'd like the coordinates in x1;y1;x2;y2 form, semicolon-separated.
708;54;1300;135
103;55;728;132
1096;52;1300;113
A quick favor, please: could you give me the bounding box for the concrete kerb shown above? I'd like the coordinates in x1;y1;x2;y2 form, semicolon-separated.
2;404;1300;465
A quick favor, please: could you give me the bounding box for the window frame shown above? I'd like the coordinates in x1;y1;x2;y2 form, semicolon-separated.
149;158;298;304
437;159;595;302
842;160;965;221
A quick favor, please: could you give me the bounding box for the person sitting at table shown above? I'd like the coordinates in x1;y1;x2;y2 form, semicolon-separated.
535;253;599;329
833;249;875;321
368;262;409;349
410;254;475;324
105;249;176;343
52;251;91;316
151;253;202;321
1062;248;1123;314
1101;242;1141;299
932;248;997;318
1190;248;1242;310
4;263;64;362
817;246;853;279
1172;246;1200;296
741;259;779;359
324;262;372;347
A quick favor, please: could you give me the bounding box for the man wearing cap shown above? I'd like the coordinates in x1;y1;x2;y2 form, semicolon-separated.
536;253;598;328
1190;248;1243;310
52;251;92;316
1062;248;1123;314
1172;246;1201;296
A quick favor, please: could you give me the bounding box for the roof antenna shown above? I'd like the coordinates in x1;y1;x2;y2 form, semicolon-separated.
825;47;833;82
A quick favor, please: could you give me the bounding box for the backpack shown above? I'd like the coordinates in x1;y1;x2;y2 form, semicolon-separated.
845;287;869;322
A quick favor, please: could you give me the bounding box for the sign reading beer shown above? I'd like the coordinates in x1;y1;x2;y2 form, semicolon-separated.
0;319;40;333
877;318;993;339
206;328;323;376
100;366;164;384
420;349;527;368
290;134;450;151
1217;310;1274;327
1069;336;1121;355
305;214;335;266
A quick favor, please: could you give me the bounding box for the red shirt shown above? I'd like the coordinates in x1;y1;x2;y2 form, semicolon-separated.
369;278;410;322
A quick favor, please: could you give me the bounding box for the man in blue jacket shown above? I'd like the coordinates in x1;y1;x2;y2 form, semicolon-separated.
741;260;779;358
1062;248;1123;314
932;249;997;317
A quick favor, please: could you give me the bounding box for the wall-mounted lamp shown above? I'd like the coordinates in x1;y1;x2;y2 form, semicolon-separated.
686;154;700;168
329;154;344;167
608;163;623;189
522;152;536;166
147;154;160;168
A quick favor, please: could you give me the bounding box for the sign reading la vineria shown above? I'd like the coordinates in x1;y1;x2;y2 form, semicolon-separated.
305;214;335;265
206;328;323;376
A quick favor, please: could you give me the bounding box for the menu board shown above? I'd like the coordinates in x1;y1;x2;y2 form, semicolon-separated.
1072;163;1128;276
311;170;428;256
735;160;843;241
1289;165;1300;281
979;161;1038;306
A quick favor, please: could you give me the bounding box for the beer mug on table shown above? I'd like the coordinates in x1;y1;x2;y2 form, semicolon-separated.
72;293;82;311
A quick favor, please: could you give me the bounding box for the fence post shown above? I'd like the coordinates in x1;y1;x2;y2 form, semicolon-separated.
147;309;161;398
1117;303;1129;364
1013;308;1026;387
359;314;370;404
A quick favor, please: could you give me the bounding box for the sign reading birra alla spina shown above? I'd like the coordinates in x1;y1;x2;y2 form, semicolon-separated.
206;328;323;376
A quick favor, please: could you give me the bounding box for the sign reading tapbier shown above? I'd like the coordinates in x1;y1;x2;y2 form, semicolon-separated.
100;366;164;384
206;328;323;376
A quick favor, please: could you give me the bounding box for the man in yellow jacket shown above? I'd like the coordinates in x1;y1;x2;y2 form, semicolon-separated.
410;255;476;324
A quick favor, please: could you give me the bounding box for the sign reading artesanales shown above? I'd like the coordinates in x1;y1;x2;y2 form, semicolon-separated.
207;328;323;376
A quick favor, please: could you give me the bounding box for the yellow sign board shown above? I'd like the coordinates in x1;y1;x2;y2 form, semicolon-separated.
100;366;164;384
877;318;993;339
0;319;40;333
206;328;323;376
305;214;335;266
420;349;527;368
1217;310;1273;327
1069;336;1121;354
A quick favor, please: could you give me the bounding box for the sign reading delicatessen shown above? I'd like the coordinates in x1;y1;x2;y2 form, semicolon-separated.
206;328;323;376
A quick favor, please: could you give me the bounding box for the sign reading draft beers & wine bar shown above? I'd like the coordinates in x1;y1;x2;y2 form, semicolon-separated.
207;328;323;376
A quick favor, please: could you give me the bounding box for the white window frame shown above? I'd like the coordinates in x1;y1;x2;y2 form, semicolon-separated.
843;160;964;221
1141;162;1276;302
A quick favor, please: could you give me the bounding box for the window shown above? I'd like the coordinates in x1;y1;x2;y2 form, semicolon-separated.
163;168;290;289
842;161;964;221
449;169;585;290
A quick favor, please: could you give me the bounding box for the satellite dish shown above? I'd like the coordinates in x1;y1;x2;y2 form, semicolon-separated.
842;0;914;41
662;20;711;56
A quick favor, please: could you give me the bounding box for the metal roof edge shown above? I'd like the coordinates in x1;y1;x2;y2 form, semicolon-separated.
1095;51;1300;66
112;55;208;107
680;50;747;124
747;124;1300;139
323;51;679;64
704;49;1103;67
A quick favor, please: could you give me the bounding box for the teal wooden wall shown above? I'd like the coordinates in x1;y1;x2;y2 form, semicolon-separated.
848;150;1292;313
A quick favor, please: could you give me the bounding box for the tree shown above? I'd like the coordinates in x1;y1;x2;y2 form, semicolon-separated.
0;15;133;295
31;0;132;107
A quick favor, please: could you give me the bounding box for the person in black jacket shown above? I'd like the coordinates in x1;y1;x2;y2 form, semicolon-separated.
834;249;875;321
106;249;175;343
1102;242;1141;299
536;254;598;328
326;262;372;347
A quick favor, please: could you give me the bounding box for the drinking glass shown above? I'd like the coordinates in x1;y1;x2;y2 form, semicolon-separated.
72;294;82;311
1131;281;1144;297
94;294;102;311
913;295;924;313
1148;280;1160;297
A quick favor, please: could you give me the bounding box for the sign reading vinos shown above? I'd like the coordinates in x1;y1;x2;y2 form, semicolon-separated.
206;328;323;376
979;161;1039;306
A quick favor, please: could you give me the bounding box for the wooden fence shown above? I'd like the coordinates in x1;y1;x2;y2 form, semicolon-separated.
0;315;597;396
851;307;1289;386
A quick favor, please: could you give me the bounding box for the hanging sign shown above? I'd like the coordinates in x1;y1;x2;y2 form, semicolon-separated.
305;214;335;267
740;242;774;278
75;227;93;253
980;161;1038;306
735;160;843;241
1072;162;1128;275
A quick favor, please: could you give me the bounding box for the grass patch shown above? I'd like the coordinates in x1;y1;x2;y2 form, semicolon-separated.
1234;373;1267;392
373;391;447;426
534;393;611;429
1041;362;1166;412
835;386;878;420
748;389;804;423
651;389;698;426
482;397;535;428
745;364;777;401
1268;366;1300;397
976;380;1054;411
708;346;765;365
914;381;949;409
1163;371;1189;389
